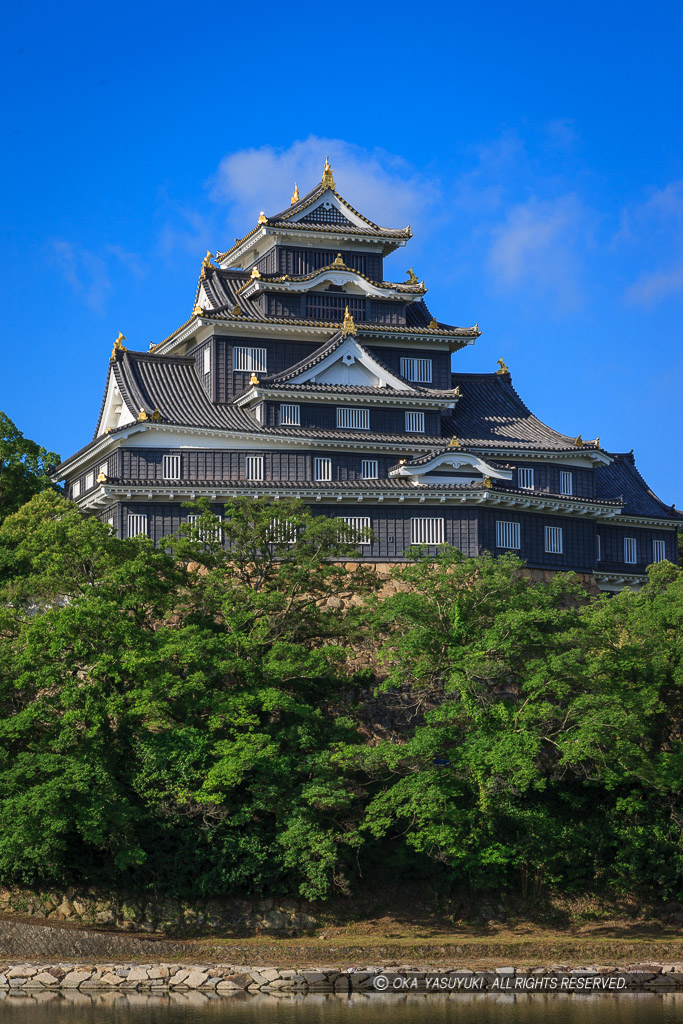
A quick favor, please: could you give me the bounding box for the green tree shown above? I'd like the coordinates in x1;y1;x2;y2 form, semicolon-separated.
0;412;59;522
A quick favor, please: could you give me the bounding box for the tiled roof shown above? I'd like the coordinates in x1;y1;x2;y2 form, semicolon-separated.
250;382;460;399
246;261;425;295
595;453;678;520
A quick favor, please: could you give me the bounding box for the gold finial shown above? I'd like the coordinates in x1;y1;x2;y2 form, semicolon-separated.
449;436;460;447
574;434;584;447
96;471;107;483
322;155;335;189
151;408;162;422
406;267;418;284
232;304;242;316
333;253;345;267
594;436;600;448
250;266;262;279
148;342;154;350
249;373;260;386
428;318;438;328
193;302;203;316
137;409;148;422
290;183;299;205
257;211;267;224
111;332;127;359
482;475;493;489
496;358;510;376
201;250;213;275
454;386;462;397
341;305;357;336
399;459;407;465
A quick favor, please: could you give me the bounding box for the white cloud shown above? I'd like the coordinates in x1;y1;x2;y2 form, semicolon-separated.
618;182;683;306
48;240;111;312
486;195;589;308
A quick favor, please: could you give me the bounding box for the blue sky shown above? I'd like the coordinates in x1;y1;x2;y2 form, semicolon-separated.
1;1;682;503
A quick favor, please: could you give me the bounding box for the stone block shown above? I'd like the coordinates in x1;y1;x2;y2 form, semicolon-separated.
61;971;93;988
184;971;209;988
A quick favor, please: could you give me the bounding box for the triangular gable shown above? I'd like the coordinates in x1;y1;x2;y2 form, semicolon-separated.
287;336;411;390
97;367;136;436
284;190;369;231
391;450;513;484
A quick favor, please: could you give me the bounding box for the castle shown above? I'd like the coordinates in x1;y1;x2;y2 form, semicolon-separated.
54;159;679;590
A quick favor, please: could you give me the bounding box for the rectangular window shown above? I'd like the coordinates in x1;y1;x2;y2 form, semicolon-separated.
245;456;264;481
518;467;534;490
234;346;267;373
405;411;425;433
98;462;108;479
314;457;332;482
361;459;379;480
203;347;211;375
597;535;601;562
624;537;637;564
559;470;573;496
652;539;666;563
280;403;300;425
162;454;180;479
339;516;371;546
254;403;263;423
336;407;370;430
72;480;81;498
127;513;148;538
545;525;563;554
85;471;94;490
400;357;433;383
496;521;521;550
269;518;296;544
187;514;222;543
411;518;445;546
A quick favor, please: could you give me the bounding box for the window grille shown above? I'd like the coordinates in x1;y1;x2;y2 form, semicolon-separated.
72;480;81;498
245;456;264;481
545;526;563;554
305;294;366;322
234;346;267;372
187;514;222;543
597;535;601;562
162;454;180;479
300;204;351;225
269;518;296;544
411;518;445;546
405;411;425;433
85;471;94;490
203;348;211;375
518;467;534;490
280;403;300;426
361;459;379;479
338;517;371;546
127;513;148;538
314;457;332;482
336;407;370;430
400;357;432;383
496;521;521;550
624;537;637;564
652;539;666;563
559;470;573;496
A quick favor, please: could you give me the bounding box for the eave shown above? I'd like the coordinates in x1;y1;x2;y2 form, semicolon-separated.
234;385;458;411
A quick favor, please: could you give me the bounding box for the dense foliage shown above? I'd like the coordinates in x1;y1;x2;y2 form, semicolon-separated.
0;487;682;902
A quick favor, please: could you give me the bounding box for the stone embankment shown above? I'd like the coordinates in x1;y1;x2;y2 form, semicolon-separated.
2;963;683;996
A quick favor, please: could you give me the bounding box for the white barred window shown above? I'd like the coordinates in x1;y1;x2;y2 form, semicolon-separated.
98;462;108;478
234;346;267;373
104;514;115;533
127;513;148;538
269;518;296;544
280;403;300;425
400;357;432;383
597;535;602;562
85;471;94;490
624;537;637;564
496;521;521;550
361;459;379;479
545;526;563;554
411;518;445;546
315;457;332;482
652;539;666;563
203;347;211;375
559;470;573;496
336;407;370;430
187;514;222;543
405;411;425;433
518;467;534;490
245;456;264;481
162;454;180;479
338;516;371;546
72;480;81;498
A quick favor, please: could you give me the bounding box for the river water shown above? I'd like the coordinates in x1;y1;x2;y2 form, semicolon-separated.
0;992;681;1023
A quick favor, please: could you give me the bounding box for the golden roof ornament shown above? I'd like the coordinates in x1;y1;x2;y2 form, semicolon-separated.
448;436;460;447
482;475;493;489
321;155;335;189
406;267;418;284
232;304;242;316
193;302;203;316
151;408;162;422
290;183;299;205
111;332;127;359
96;470;107;483
574;434;584;447
594;436;600;448
428;318;438;328
137;409;148;422
496;358;510;376
201;250;213;275
454;386;462;397
250;267;262;279
257;211;267;224
341;305;357;336
249;373;260;386
333;253;345;267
